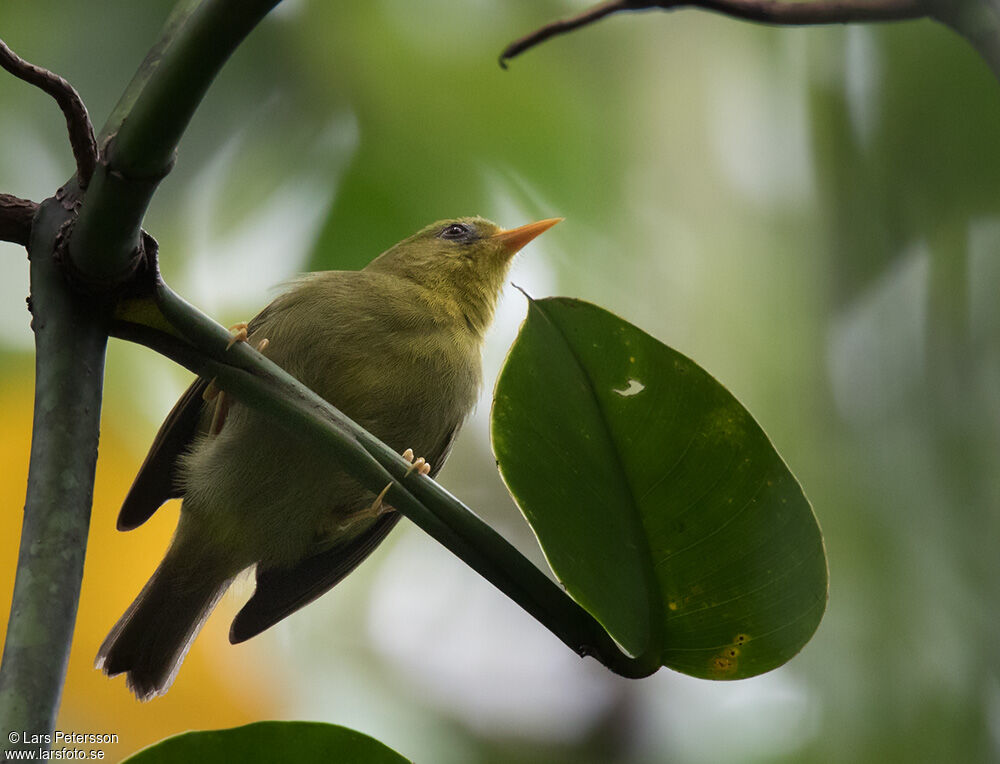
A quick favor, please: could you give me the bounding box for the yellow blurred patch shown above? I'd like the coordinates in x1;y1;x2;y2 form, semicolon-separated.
0;365;278;761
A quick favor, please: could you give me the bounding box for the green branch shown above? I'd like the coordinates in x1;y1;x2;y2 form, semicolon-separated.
99;0;204;142
0;199;110;754
112;284;659;680
68;0;282;289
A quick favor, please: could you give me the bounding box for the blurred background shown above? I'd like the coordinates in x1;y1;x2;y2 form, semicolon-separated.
2;1;1000;761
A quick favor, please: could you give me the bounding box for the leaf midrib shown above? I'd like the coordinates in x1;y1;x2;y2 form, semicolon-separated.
531;298;665;662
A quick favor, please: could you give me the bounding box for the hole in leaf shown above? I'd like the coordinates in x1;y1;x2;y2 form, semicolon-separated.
613;379;645;397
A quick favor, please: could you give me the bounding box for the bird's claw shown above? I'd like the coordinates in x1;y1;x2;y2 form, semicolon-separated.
204;335;269;437
226;321;249;350
333;448;430;531
336;483;392;531
368;483;392;516
402;447;431;477
209;390;231;436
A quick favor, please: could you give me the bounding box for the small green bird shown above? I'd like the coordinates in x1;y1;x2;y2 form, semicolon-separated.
97;215;560;700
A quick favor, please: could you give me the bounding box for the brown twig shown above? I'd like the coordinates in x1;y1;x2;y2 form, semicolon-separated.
500;0;929;66
0;193;39;247
0;39;97;187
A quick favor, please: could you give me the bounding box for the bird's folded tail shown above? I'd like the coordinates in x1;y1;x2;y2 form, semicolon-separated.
95;554;231;701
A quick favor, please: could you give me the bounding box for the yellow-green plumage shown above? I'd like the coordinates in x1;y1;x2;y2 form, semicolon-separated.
96;215;559;700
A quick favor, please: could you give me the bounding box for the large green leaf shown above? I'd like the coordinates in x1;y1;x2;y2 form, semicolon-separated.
492;297;827;679
121;722;410;763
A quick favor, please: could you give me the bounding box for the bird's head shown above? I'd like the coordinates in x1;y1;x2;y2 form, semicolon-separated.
366;216;561;336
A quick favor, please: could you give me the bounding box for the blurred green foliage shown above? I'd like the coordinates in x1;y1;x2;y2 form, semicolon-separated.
2;2;1000;762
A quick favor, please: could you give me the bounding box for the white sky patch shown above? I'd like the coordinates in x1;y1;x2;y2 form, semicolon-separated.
467;170;561;433
179;113;358;317
0;115;74;351
0;243;31;351
707;34;814;208
634;669;819;762
367;530;621;743
844;26;882;151
827;241;929;426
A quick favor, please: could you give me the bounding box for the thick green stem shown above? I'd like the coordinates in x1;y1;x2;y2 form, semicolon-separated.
99;0;204;141
1;1;286;743
112;285;658;679
0;198;110;754
68;0;282;287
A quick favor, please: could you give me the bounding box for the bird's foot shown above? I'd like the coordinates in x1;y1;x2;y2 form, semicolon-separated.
209;391;231;437
368;484;394;518
204;335;269;436
402;447;431;477
335;485;393;531
226;321;249;350
333;449;431;531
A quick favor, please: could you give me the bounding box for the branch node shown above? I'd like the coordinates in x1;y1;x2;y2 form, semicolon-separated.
104;139;178;183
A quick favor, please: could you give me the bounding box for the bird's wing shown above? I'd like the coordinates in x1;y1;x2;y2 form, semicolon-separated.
116;379;209;531
431;420;462;471
229;421;464;643
228;511;402;643
117;309;281;532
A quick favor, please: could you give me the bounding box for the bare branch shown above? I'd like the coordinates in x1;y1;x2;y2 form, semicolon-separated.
0;39;97;187
501;0;929;65
0;194;39;247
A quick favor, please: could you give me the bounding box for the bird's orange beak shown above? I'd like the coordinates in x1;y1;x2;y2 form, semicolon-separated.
492;217;563;254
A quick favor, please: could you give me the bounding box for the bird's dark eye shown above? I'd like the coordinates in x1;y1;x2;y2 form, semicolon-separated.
438;223;473;241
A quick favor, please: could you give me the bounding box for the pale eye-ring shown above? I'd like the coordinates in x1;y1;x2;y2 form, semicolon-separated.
439;223;472;241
